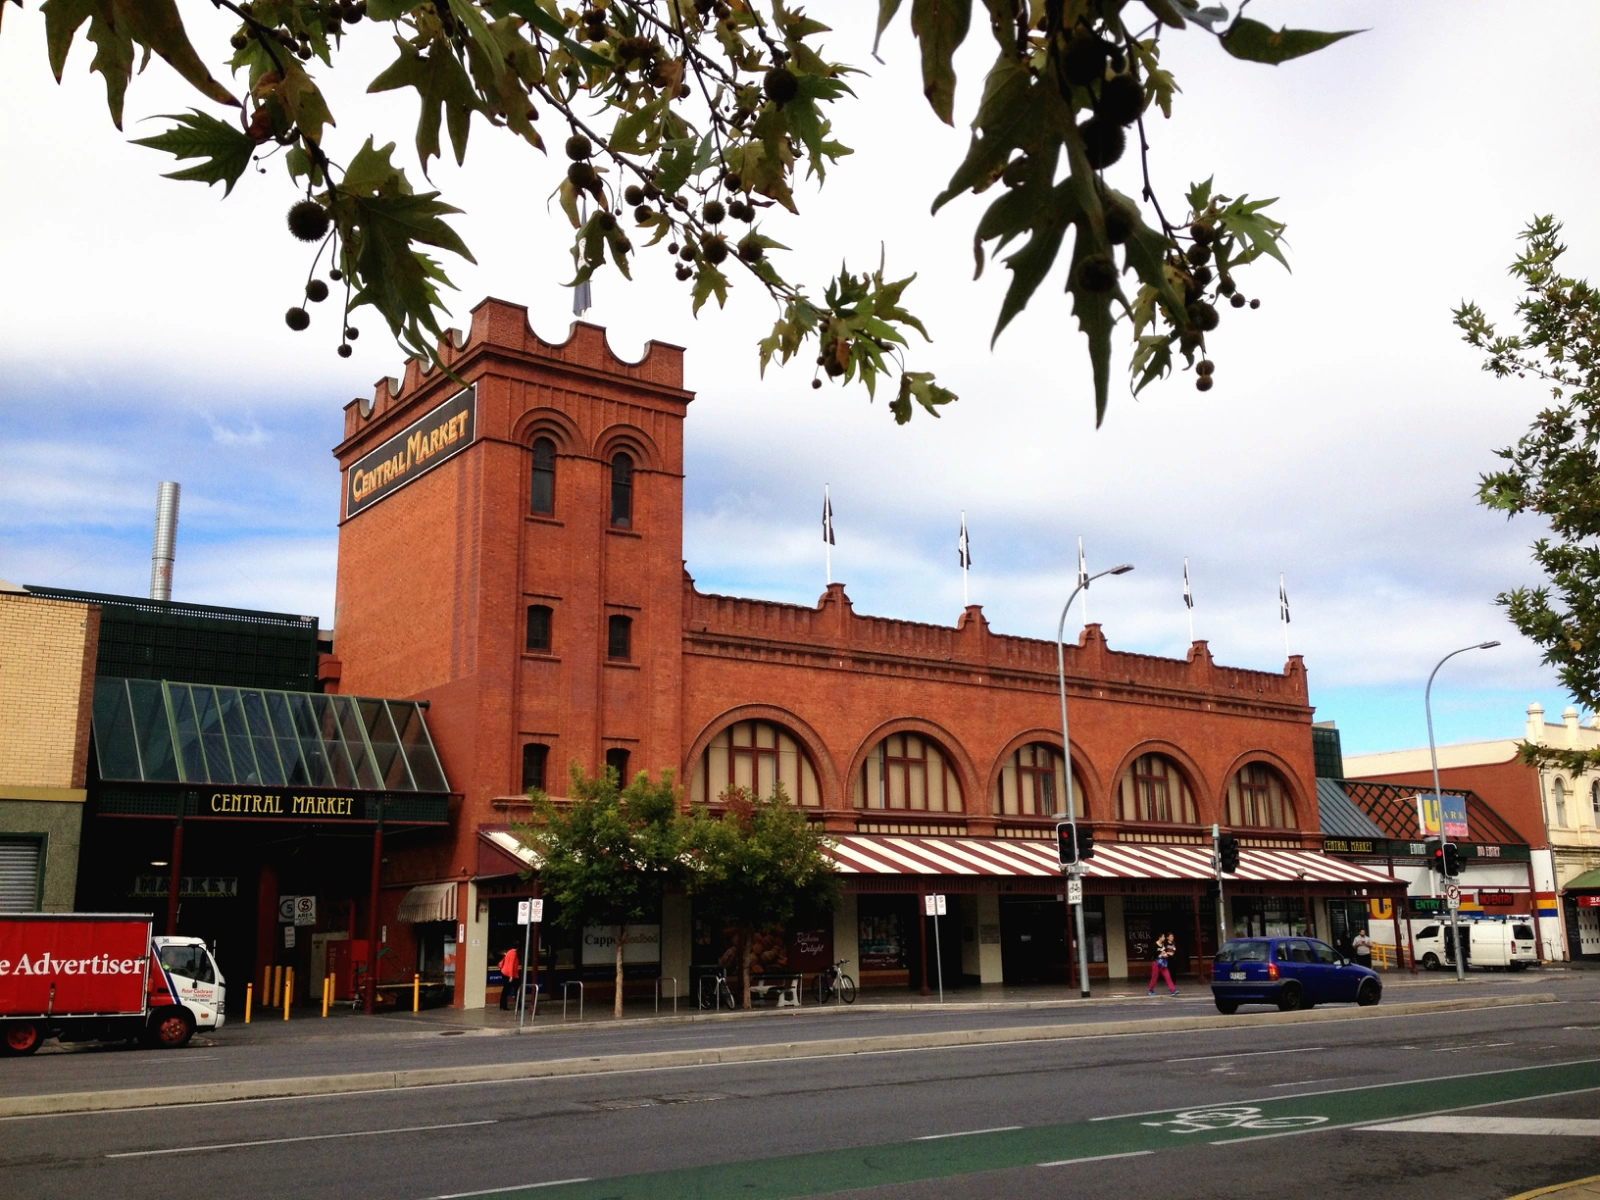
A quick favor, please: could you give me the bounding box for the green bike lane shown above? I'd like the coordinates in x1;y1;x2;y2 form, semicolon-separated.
451;1057;1600;1200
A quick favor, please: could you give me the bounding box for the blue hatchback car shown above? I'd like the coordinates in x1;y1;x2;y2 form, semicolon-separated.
1210;936;1382;1014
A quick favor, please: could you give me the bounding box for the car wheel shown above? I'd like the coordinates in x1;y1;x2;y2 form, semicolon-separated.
1422;953;1440;971
1357;979;1381;1007
1214;998;1239;1015
1;1022;42;1056
1510;962;1529;972
1276;983;1304;1012
145;1008;194;1050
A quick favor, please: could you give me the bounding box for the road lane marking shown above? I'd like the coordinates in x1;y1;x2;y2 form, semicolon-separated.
1433;1042;1514;1052
106;1119;496;1158
916;1126;1022;1140
1038;1150;1154;1168
1365;1116;1600;1136
1166;1046;1325;1063
1268;1078;1344;1088
432;1183;591;1198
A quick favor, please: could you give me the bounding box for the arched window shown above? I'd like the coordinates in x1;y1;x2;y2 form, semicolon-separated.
1591;780;1599;823
521;743;548;792
605;747;631;784
607;614;631;660
1116;753;1197;824
691;720;821;806
530;437;556;515
525;604;552;652
1552;777;1568;827
854;732;964;812
610;451;633;527
1226;763;1298;829
994;743;1083;818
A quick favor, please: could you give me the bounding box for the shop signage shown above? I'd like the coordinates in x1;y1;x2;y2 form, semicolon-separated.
345;385;477;518
581;924;660;965
1577;895;1600;908
131;875;238;899
1322;838;1376;854
207;790;366;820
1408;897;1445;914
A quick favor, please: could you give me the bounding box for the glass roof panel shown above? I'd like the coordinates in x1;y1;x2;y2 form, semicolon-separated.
191;686;233;784
215;689;263;785
166;684;205;783
359;698;413;791
310;694;356;789
333;695;382;790
286;692;334;787
392;701;448;793
92;679;141;781
240;690;286;787
127;679;179;782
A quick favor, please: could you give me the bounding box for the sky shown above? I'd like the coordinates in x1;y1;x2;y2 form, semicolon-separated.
2;2;1596;757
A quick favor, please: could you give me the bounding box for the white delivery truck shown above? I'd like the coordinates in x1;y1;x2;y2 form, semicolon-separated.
1413;916;1538;972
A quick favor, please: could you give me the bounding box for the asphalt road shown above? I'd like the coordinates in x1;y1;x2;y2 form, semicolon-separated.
1;974;1596;1199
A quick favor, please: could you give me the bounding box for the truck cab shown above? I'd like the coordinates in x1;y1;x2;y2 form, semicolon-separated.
152;937;226;1031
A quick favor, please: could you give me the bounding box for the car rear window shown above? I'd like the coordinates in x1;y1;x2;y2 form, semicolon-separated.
1215;941;1268;963
1512;925;1535;940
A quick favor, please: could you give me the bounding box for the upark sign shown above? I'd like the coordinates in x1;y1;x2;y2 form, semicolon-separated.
345;385;477;519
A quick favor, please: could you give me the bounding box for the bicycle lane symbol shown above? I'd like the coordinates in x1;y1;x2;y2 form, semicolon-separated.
1139;1106;1329;1137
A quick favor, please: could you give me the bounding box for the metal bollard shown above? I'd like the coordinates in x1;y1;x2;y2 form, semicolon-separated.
413;973;420;1013
283;967;294;1020
244;982;253;1024
321;974;330;1018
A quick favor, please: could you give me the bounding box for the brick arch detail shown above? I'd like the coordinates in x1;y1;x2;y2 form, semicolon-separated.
593;423;662;473
681;704;842;810
511;406;584;457
1106;739;1215;828
1214;748;1310;831
845;717;981;815
985;729;1104;820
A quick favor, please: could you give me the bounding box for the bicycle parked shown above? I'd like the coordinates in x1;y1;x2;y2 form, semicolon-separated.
697;966;737;1011
816;958;856;1005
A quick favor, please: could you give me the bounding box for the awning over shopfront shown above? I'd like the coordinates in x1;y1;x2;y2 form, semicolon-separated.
825;834;1400;887
1565;867;1600;893
397;882;458;923
480;829;538;873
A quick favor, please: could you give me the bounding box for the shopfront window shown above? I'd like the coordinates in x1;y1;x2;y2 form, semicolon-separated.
994;743;1083;817
690;720;821;806
1226;762;1297;829
1232;897;1310;939
854;732;964;812
1116;753;1197;824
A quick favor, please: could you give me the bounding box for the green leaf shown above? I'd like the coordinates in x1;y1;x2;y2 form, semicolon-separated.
872;0;904;53
932;59;1038;212
1064;224;1121;427
1219;17;1361;65
691;263;728;314
368;37;480;172
130;109;256;196
113;0;237;109
891;371;957;424
910;0;971;125
992;178;1081;346
499;0;610;68
40;0;94;81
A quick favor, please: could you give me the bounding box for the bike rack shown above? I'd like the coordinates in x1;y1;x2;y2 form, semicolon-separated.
698;973;728;1011
655;976;678;1014
560;979;583;1022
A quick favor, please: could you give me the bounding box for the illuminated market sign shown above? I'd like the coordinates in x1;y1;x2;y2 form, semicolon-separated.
206;791;365;820
345;385;476;518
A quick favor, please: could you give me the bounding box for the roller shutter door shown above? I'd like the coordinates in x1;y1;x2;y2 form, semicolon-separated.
0;839;42;912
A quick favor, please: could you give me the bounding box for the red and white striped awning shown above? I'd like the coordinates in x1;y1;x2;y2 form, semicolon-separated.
825;835;1398;886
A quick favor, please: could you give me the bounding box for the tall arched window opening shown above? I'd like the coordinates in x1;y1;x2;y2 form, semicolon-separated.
530;437;556;515
1226;763;1298;829
610;451;633;527
854;732;964;812
994;743;1083;818
691;720;821;806
1116;753;1197;824
1552;777;1568;827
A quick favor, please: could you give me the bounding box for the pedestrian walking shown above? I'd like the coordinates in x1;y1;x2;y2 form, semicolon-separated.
1351;928;1373;968
1148;932;1178;996
497;945;521;1011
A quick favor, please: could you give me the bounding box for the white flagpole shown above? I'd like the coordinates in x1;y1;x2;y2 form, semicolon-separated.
959;511;969;607
1279;572;1290;657
1077;537;1089;625
1184;557;1195;644
823;484;834;586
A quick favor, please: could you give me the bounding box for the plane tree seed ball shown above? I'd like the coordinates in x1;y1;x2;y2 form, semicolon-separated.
763;67;798;104
1079;116;1125;169
286;200;330;242
1063;35;1110;86
565;134;593;161
285;306;311;331
305;279;329;303
1076;253;1118;293
1096;73;1143;125
703;199;726;224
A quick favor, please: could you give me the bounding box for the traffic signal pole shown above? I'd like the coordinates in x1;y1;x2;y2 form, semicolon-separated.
1212;823;1226;949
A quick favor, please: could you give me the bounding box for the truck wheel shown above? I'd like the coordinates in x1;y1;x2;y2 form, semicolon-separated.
1422;953;1440;972
1;1022;42;1056
145;1009;194;1050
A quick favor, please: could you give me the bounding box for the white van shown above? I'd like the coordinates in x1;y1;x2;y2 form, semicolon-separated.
1413;918;1538;971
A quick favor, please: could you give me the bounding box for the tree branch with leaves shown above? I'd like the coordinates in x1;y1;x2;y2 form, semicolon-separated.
14;0;1354;424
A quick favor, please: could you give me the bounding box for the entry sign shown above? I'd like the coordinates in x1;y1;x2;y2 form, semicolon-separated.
923;894;947;917
1067;879;1083;905
1445;884;1461;911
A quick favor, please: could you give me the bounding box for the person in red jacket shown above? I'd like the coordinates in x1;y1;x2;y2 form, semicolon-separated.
498;945;521;1011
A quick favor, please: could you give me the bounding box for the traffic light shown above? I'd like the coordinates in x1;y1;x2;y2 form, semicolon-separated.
1076;827;1095;862
1425;837;1444;874
1056;822;1076;867
1442;842;1462;877
1217;833;1240;874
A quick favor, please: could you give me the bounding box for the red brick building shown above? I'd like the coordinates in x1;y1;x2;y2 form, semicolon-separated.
329;298;1401;1007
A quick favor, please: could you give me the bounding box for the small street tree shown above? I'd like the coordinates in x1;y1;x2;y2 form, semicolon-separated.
517;763;685;1018
1457;216;1600;772
686;784;838;1009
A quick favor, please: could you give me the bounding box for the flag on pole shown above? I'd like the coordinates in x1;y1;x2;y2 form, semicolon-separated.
958;512;971;569
1183;558;1193;610
1278;574;1290;624
822;486;835;545
1077;538;1088;591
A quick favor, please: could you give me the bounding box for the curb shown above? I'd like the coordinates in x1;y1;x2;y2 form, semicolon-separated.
0;992;1557;1119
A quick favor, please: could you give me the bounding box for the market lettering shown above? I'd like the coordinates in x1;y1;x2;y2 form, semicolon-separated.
207;792;358;818
345;387;477;517
209;792;285;814
406;411;470;469
290;795;355;817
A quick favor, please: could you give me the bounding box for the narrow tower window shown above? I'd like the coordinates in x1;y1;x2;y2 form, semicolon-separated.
610;451;633;527
525;605;552;652
607;614;632;660
530;437;556;515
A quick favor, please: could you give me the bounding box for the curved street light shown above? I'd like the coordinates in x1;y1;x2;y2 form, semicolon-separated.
1425;640;1500;982
1056;563;1133;999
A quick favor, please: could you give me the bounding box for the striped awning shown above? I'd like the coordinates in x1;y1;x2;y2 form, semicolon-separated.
825;835;1399;886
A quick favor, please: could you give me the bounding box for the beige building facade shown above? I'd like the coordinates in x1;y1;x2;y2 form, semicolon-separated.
0;585;99;911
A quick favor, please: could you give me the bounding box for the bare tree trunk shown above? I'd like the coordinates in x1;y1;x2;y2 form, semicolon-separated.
741;928;754;1010
614;929;627;1020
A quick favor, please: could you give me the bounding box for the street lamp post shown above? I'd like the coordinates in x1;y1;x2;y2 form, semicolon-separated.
1057;563;1134;1000
1424;640;1500;983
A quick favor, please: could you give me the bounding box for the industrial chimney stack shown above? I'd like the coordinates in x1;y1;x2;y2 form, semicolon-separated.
149;481;180;601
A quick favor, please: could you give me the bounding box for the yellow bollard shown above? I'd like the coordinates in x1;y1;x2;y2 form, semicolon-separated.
244;982;253;1024
413;973;419;1013
271;965;282;1007
283;966;294;1020
321;974;330;1018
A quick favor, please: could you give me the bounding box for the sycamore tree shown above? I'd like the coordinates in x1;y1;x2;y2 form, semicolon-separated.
1456;216;1600;773
685;783;837;1008
10;1;1354;424
516;763;684;1018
